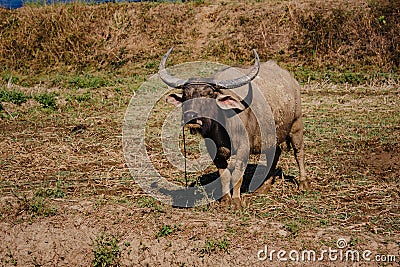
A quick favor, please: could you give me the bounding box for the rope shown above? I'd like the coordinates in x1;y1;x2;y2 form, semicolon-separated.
182;126;188;188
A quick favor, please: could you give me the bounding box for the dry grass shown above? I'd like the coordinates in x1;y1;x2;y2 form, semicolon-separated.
1;80;399;265
0;0;399;79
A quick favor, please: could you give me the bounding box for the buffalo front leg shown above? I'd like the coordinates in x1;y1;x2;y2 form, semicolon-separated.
231;159;246;210
228;148;248;209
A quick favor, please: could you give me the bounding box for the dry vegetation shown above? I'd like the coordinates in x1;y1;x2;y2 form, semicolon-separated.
0;0;399;266
0;0;399;80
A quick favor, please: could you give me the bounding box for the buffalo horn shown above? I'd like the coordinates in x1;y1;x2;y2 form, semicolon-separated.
159;48;260;89
158;47;188;88
213;49;260;89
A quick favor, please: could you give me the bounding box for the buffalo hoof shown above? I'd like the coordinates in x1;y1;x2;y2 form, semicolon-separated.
232;198;242;210
220;194;231;206
299;180;310;191
254;179;273;195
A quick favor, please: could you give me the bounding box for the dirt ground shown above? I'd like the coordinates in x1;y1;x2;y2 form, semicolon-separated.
1;80;399;266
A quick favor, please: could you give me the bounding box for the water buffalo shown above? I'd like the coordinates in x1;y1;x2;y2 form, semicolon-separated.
160;48;308;209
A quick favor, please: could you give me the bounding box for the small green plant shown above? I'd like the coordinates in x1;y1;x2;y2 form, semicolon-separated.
92;233;121;267
3;250;17;266
285;221;301;238
2;73;19;84
144;61;158;70
74;92;92;103
156;224;181;238
199;239;216;255
16;195;58;218
36;180;65;199
319;219;330;227
34;93;57;109
217;238;230;253
225;225;237;235
137;196;162;211
0;89;29;105
157;225;173;238
198;237;230;256
377;15;386;24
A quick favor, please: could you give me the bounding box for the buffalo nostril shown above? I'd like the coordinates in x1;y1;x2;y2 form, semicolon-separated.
183;111;198;123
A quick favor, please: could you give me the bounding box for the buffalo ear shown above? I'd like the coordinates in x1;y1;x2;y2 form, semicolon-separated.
216;94;245;110
166;93;183;107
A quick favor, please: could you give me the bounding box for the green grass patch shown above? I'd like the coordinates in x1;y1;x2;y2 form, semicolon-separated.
198;237;230;256
156;224;181;238
92;232;121;267
16;195;58;219
35;180;65;199
137;196;163;212
67;73;116;89
34;92;57;109
292;67;400;85
0;89;29;105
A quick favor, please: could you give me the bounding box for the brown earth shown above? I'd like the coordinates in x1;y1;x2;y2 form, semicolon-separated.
1;81;399;266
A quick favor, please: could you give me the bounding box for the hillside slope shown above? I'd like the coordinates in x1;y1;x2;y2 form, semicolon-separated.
0;0;399;80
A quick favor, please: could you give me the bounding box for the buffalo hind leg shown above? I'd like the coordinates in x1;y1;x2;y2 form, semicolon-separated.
219;168;231;206
254;146;282;195
289;117;309;190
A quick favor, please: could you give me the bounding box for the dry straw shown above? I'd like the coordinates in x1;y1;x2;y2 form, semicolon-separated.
0;0;398;75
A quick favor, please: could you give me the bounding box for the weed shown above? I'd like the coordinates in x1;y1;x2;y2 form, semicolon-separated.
35;180;65;199
34;92;57;109
0;89;29;105
319;219;330;227
16;195;58;218
157;225;173;238
137;196;162;212
139;238;148;251
2;73;19;84
225;225;237;235
285;221;301;238
3;250;17;266
199;239;216;256
217;238;230;253
198;237;230;256
156;224;181;238
92;232;121;267
73;92;91;103
144;61;158;70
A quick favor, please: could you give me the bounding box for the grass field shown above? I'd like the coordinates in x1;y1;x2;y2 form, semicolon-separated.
0;0;399;266
1;77;399;265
